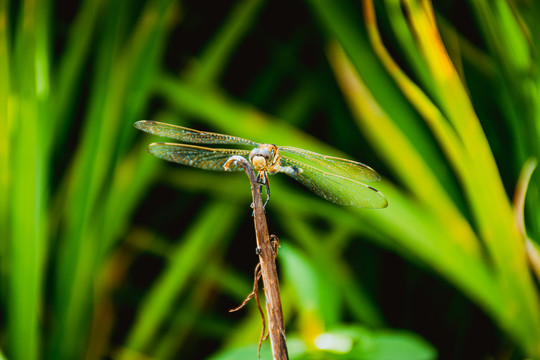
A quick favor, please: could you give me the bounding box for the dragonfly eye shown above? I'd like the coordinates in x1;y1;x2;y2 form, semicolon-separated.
260;149;271;160
249;148;260;162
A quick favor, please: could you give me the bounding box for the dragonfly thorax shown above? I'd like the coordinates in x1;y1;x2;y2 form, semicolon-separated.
249;144;281;174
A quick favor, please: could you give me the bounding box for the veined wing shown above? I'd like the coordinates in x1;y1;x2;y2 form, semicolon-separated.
147;143;251;171
279;156;387;208
278;146;380;182
135;120;259;146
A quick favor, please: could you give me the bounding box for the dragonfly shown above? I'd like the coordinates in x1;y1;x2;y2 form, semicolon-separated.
134;120;387;209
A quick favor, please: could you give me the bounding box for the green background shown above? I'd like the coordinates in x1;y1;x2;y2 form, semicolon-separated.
2;0;540;359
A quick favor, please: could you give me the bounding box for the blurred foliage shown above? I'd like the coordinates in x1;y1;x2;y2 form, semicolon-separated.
2;0;540;359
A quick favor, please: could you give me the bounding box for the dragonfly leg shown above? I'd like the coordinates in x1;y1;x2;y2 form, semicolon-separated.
254;173;263;205
257;173;265;193
263;181;270;209
256;172;270;209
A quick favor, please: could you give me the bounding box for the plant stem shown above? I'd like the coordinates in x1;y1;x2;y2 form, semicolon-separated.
224;156;289;360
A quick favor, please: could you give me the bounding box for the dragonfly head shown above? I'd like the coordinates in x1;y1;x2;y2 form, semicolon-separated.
249;144;279;171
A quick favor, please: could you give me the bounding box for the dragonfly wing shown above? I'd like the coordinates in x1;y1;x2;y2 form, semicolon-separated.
279;157;387;208
278;146;380;182
135;120;259;146
147;143;251;171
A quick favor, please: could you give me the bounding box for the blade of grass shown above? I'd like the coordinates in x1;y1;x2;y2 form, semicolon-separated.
152;254;237;359
513;158;540;282
382;0;434;95
307;0;451;185
201;262;254;301
186;0;265;87
121;201;242;357
8;0;51;358
96;0;178;256
401;2;540;354
279;243;331;348
95;141;160;258
361;2;471;221
330;0;540;354
107;0;177;160
521;1;540;258
49;1;129;357
242;34;305;107
470;0;540;264
50;0;176;357
274;75;319;128
280;185;505;324
436;15;496;78
332;29;539;354
278;212;383;327
328;41;480;258
467;3;538;241
364;1;471;184
51;0;106;151
85;230;145;360
0;0;11;301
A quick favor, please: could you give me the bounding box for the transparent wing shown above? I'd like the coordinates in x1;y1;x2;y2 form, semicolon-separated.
147;143;251;171
279;156;387;208
278;146;380;182
135;120;259;146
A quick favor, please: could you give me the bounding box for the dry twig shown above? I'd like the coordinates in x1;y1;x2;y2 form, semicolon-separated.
229;263;267;356
224;156;289;360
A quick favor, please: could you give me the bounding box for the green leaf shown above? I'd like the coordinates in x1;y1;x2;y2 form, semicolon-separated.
318;326;437;360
